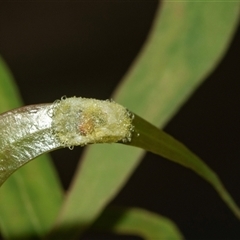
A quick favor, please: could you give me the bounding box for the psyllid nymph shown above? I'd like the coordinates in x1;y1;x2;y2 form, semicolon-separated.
51;97;134;147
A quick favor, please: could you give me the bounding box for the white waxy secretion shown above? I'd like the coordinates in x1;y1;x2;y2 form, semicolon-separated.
51;97;134;147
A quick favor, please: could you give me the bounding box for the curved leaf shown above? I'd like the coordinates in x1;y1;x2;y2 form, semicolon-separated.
0;97;133;187
49;1;240;238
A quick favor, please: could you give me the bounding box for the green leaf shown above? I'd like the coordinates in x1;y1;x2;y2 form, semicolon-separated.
48;1;239;239
0;57;63;239
91;206;184;240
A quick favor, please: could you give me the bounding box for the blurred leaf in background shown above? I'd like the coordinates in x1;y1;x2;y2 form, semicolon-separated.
0;57;63;238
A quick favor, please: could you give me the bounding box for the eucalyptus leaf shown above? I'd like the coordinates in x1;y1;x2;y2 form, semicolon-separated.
49;1;240;239
0;97;133;187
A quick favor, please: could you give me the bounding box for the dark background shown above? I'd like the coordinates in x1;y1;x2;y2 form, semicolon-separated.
0;2;239;240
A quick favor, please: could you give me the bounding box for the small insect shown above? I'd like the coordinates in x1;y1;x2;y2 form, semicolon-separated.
78;117;94;136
